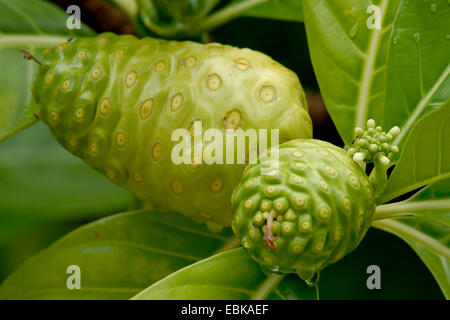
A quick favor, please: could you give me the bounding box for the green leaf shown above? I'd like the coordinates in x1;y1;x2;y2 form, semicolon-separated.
373;179;450;299
0;209;237;299
132;248;317;300
382;0;450;152
380;100;450;203
0;123;134;245
0;0;94;143
304;0;401;144
233;0;304;22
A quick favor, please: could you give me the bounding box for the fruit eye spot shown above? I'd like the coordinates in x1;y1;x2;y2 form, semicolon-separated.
99;98;111;115
140;44;150;51
244;179;253;188
99;38;107;45
115;132;126;147
125;71;137;88
206;73;222;91
253;213;264;226
62;79;71;91
132;172;142;183
170;93;184;111
140;99;153;119
75;107;85;119
91;68;102;80
294;195;305;208
115;49;125;59
68;138;78;148
348;173;360;188
171;180;183;194
248;228;259;239
291;151;304;158
58;42;68;50
152;143;163;161
44;73;54;85
210;177;223;193
291;244;303;254
333;229;342;242
155;61;166;72
291;174;304;185
319;206;330;220
281;222;293;235
259;86;277;103
182;56;197;68
49;111;58;122
235;58;251;71
319;179;329;193
43;48;50;56
285;209;296;221
300;221;311;232
315;241;324;251
323;165;336;176
316;148;331;158
292;161;306;169
77;50;87;59
106;169;115;180
244;199;253;209
222;109;242;129
342;197;351;213
89;142;98;154
266;186;277;195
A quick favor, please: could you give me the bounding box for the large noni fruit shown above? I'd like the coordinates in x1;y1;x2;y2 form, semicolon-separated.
231;139;376;281
30;33;312;230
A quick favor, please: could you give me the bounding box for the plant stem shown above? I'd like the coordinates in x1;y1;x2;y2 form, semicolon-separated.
110;0;138;19
198;0;222;18
189;0;268;35
373;199;450;220
372;219;450;259
250;274;284;300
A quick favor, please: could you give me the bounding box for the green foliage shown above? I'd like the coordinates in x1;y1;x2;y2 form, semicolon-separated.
0;123;134;245
133;248;317;300
382;0;450;154
373;178;450;298
0;0;94;143
136;0;304;38
0;0;448;301
381;100;450;204
0;209;236;299
303;0;401;145
232;0;304;22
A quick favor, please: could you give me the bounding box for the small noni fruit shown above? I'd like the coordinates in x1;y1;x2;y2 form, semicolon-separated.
29;33;312;231
231;139;376;281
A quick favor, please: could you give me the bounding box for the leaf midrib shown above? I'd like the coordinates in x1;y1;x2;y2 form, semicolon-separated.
355;0;389;128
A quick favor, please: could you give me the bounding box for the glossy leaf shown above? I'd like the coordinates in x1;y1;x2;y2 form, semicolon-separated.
233;0;304;22
381;100;450;203
383;0;450;153
0;0;94;143
0;123;134;244
304;0;401;144
373;179;450;299
0;209;237;299
133;248;317;300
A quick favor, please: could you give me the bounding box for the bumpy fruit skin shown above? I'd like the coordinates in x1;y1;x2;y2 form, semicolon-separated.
32;33;312;230
231;139;376;280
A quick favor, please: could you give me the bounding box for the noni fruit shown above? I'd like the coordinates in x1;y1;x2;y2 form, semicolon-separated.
29;33;312;231
231;139;376;281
